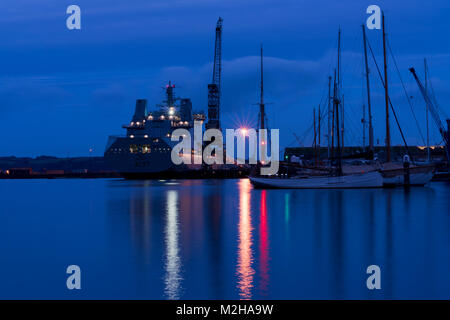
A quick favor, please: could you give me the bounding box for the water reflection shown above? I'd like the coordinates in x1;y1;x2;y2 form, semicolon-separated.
101;179;449;299
384;190;393;299
328;190;344;298
129;181;152;258
237;179;255;299
164;190;182;300
259;190;269;295
205;182;224;298
284;193;290;224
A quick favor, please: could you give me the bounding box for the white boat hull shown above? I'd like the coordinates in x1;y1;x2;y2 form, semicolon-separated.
249;171;383;189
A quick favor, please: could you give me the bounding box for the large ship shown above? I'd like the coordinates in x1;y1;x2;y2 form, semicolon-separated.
104;82;205;178
105;18;228;179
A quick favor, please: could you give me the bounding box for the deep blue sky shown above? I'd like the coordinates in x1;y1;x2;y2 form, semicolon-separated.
0;0;449;157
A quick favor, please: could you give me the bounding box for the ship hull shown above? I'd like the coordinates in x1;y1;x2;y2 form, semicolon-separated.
381;165;435;187
120;168;248;180
249;171;383;189
104;136;175;175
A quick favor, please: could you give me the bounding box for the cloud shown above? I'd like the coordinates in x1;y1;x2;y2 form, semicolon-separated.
0;77;73;114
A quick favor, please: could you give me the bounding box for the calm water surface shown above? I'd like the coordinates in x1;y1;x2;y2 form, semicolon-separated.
0;178;449;299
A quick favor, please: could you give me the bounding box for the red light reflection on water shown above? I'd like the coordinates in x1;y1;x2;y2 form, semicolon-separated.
259;190;269;294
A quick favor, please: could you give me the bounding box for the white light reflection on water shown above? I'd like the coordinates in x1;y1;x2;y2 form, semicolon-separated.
164;190;182;299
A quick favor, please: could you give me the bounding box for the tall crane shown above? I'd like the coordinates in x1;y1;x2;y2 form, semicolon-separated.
409;67;450;161
206;17;223;129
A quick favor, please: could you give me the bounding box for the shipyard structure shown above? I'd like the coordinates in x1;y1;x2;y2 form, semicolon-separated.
103;18;248;178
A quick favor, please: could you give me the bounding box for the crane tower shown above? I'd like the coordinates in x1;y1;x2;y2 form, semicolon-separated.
206;17;223;129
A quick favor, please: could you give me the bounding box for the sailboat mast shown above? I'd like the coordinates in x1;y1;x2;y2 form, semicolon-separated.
334;73;342;174
318;105;321;147
337;29;344;154
327;76;332;159
362;24;374;151
260;44;265;130
342;95;345;153
337;28;341;89
314;108;317;166
362;102;366;151
382;12;391;162
331;70;336;159
425;58;430;162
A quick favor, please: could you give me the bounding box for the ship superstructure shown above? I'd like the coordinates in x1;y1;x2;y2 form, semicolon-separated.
104;83;205;177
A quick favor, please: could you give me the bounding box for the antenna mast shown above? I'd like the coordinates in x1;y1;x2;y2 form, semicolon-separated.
259;44;266;130
362;24;374;151
425;58;430;162
327;76;332;159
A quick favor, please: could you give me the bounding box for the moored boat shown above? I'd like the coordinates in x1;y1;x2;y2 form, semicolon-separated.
381;163;435;186
250;170;383;189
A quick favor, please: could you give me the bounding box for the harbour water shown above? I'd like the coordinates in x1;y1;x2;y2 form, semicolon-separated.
0;178;449;299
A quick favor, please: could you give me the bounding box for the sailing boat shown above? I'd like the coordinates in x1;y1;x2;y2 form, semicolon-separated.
373;12;435;186
249;36;383;189
381;162;434;186
249;170;382;189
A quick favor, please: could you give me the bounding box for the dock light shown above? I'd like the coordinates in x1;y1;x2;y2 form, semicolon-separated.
160;115;165;120
130;135;134;138
144;135;148;138
136;121;140;126
169;108;175;116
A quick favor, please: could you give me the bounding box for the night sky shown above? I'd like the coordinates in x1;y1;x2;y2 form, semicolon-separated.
0;0;449;157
